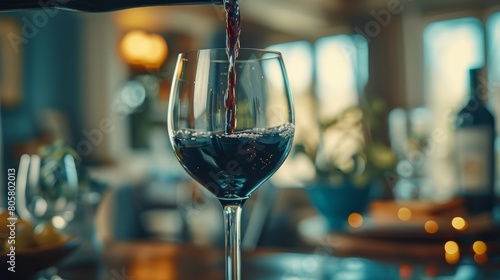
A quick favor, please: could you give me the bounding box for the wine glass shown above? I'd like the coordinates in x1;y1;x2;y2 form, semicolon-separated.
167;48;294;280
16;145;79;279
17;146;79;228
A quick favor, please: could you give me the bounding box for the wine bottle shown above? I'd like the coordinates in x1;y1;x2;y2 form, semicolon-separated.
455;68;496;215
0;0;223;12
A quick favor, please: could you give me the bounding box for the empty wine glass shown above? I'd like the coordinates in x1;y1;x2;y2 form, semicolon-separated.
17;145;79;228
167;48;295;280
15;144;79;279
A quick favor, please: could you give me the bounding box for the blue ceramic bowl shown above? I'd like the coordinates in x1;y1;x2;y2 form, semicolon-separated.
307;179;378;230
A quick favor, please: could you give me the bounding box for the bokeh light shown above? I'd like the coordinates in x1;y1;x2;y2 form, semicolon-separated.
451;217;467;231
398;207;412;221
399;264;413;279
444;241;460;264
424;220;439;234
347;212;364;228
473;241;487;255
444;241;459;254
52;216;67;229
120;30;168;68
473;240;488;265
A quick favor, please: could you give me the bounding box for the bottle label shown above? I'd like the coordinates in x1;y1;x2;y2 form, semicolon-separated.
455;126;493;194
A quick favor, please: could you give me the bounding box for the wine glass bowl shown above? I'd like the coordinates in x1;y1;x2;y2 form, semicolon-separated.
168;48;294;203
167;48;294;279
18;151;79;228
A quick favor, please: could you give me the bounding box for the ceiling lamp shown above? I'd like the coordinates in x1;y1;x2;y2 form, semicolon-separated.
119;30;168;69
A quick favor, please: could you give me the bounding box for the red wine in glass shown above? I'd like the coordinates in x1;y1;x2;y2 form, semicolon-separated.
172;124;294;202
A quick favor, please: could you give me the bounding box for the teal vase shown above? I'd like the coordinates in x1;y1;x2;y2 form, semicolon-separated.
307;177;378;230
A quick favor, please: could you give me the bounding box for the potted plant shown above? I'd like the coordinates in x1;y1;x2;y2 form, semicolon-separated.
298;101;397;230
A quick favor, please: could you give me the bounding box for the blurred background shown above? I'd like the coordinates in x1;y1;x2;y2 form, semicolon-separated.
1;0;500;265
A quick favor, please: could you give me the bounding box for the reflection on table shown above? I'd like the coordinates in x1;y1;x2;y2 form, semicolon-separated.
55;239;500;280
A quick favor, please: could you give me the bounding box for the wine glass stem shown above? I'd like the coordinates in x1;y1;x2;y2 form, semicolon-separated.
223;204;242;280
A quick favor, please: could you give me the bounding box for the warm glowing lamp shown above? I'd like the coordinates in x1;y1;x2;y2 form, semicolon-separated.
120;30;168;69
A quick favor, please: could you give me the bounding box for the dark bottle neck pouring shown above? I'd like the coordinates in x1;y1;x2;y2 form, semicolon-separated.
0;0;224;13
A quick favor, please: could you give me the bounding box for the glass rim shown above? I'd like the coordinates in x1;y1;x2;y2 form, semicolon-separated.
177;48;283;63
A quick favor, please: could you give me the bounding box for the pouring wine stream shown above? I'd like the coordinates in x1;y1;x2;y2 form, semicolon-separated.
223;2;242;278
224;0;241;134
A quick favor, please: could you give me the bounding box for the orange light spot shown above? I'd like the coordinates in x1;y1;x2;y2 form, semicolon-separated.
444;240;460;264
444;241;459;255
348;212;364;228
398;207;412;221
424;220;439;234
399;264;413;279
472;241;487;255
119;30;168;68
451;217;467;231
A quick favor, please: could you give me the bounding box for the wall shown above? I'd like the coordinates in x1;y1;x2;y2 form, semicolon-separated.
0;10;83;205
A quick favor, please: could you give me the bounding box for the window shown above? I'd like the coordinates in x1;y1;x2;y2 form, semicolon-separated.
266;41;314;97
266;36;369;187
424;17;485;111
266;41;315;187
315;35;369;121
423;17;485;198
488;12;500;82
266;35;369;121
488;12;500;123
266;40;316;158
